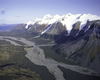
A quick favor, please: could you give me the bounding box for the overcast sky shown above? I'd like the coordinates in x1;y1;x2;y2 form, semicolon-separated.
0;0;100;24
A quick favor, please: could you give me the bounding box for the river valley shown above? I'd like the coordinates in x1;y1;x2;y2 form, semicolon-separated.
0;36;100;80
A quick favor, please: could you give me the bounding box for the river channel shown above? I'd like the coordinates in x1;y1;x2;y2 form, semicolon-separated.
0;36;99;80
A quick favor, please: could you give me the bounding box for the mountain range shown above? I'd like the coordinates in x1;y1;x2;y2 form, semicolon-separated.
11;13;100;73
0;24;14;31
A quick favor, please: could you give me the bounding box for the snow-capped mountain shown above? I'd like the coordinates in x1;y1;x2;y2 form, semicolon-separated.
11;13;100;73
24;13;100;35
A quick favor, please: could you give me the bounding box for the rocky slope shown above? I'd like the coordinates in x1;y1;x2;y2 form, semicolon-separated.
55;20;100;73
11;13;100;73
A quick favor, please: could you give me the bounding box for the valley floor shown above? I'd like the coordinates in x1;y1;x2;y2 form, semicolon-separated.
0;36;100;80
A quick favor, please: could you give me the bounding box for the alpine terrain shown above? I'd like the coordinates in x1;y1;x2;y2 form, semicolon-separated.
12;13;100;73
1;13;100;80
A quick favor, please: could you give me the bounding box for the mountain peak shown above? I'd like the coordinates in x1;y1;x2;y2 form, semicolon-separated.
67;13;72;16
24;13;100;31
43;14;52;20
54;14;61;19
65;13;73;17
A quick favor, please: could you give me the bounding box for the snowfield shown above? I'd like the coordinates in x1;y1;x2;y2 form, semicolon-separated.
24;13;100;35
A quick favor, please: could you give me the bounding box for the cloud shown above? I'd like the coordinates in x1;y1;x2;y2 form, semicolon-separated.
0;9;5;14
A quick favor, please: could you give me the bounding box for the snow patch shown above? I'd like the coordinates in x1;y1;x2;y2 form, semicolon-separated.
84;25;90;32
64;13;100;36
61;14;82;35
41;23;53;35
78;14;100;30
24;21;35;29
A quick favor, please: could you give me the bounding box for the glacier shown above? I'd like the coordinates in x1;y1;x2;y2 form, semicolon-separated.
24;13;100;35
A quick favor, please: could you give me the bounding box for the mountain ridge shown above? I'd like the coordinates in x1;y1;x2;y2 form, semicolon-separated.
10;13;100;73
23;13;100;35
